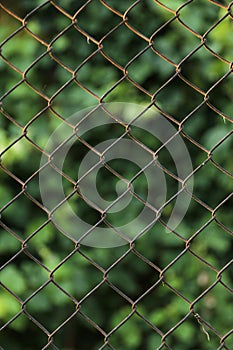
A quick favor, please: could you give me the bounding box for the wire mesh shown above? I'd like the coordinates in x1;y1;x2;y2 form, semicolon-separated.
0;0;232;349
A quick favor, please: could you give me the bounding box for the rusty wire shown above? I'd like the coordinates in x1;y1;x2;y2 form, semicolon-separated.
0;0;233;349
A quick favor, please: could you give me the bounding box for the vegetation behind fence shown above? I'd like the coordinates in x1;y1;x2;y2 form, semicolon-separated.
0;1;232;349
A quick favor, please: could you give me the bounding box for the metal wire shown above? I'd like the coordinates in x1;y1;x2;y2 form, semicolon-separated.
0;0;232;349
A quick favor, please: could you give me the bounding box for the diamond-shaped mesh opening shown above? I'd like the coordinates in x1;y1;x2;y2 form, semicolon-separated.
215;195;233;226
74;0;122;40
0;7;20;41
25;2;71;43
177;0;221;34
179;47;230;90
101;25;147;67
208;73;233;119
0;253;48;299
127;48;175;92
189;221;232;268
80;283;132;331
108;251;160;299
26;56;73;97
53;0;89;15
151;18;201;64
109;311;162;349
0;60;21;94
25;222;75;268
52;310;105;349
1;31;45;72
25;282;76;330
104;77;150;103
52;251;103;299
182;103;232;146
0;0;232;349
55;81;99;114
1;140;43;182
165;316;220;349
211;133;233;173
0;227;21;265
75;52;121;96
0;193;48;240
192;161;232;207
1;313;49;349
157;1;188;11
25;110;62;150
0;284;22;326
125;1;173;38
136;283;189;332
205;11;233;62
194;282;233;345
155;75;204;121
51;25;98;70
163;251;218;300
79;244;130;270
1;83;48;125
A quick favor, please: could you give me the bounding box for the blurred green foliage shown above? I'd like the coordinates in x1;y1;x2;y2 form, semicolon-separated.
0;0;232;349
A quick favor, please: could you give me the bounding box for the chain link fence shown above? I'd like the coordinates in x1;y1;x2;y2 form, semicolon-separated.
0;0;232;349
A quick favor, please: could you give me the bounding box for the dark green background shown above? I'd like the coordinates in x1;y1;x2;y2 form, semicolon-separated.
0;0;232;349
